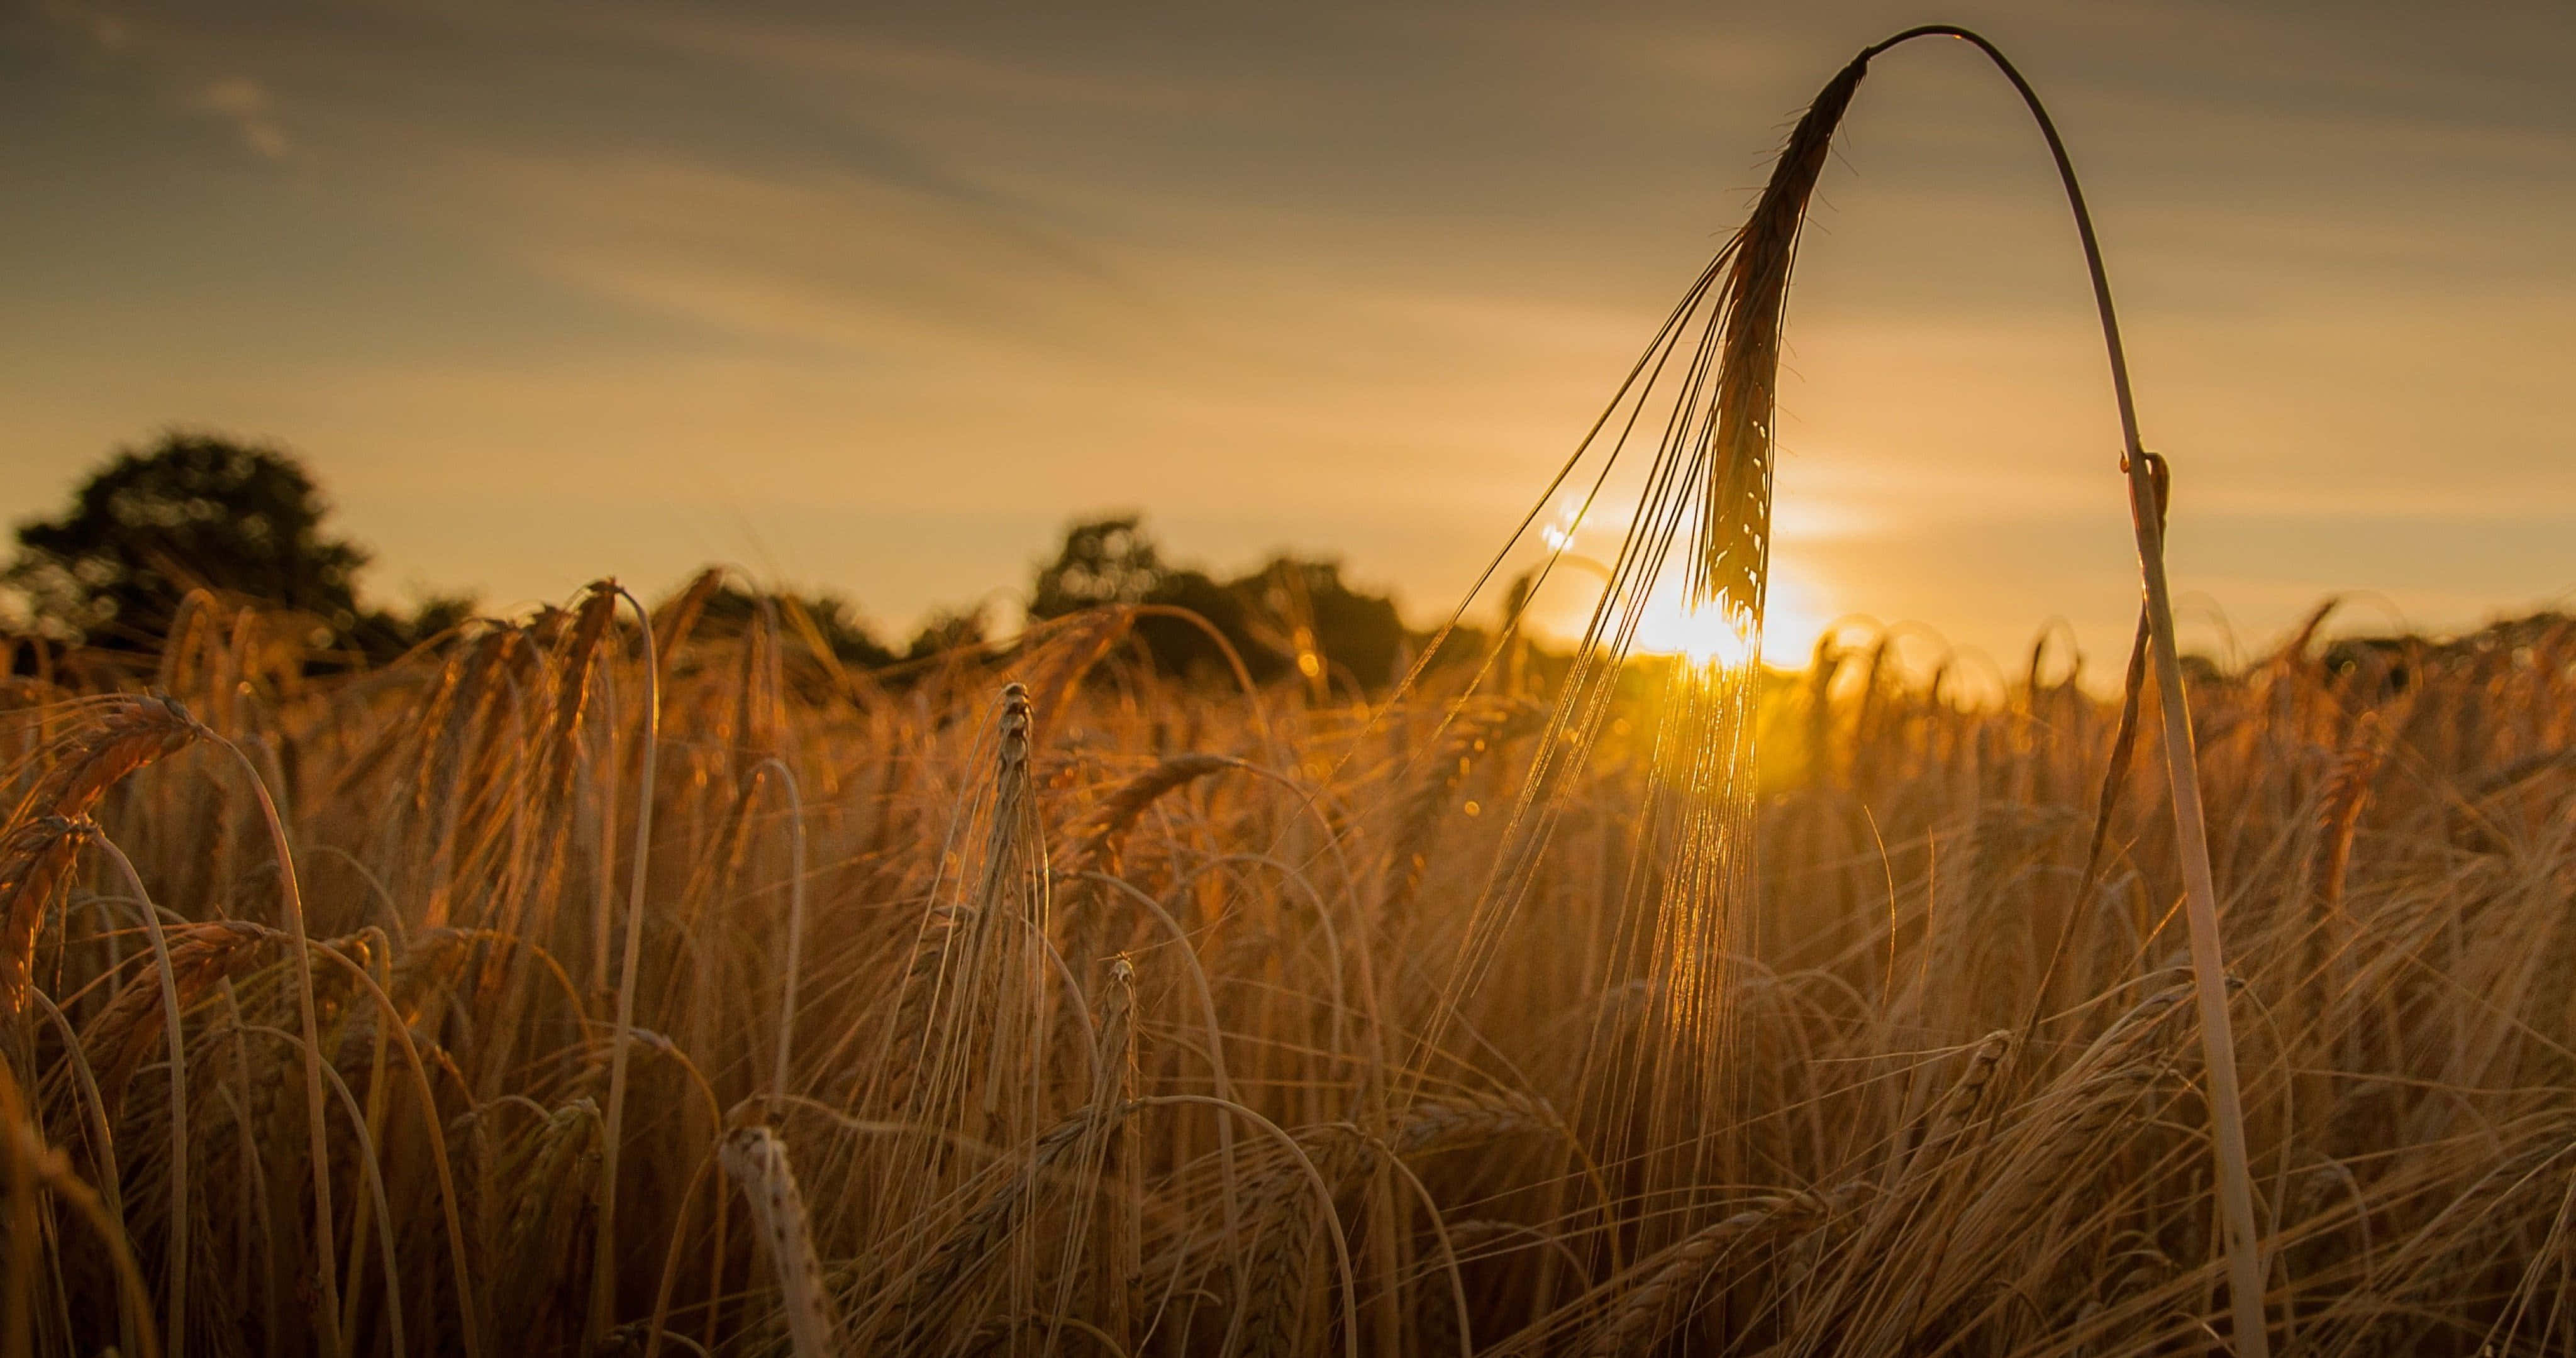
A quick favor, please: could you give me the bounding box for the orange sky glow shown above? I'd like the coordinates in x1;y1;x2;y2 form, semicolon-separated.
5;1;2572;680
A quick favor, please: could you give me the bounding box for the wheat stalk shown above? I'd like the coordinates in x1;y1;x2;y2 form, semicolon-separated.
1;1054;161;1358
1644;26;2275;1350
592;583;662;1347
88;831;204;1358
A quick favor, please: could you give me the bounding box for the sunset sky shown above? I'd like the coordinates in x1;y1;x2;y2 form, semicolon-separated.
6;1;2572;678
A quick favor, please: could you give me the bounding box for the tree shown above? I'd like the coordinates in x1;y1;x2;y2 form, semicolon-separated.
1242;556;1406;690
1028;515;1412;690
1029;514;1243;678
907;604;992;661
11;433;379;651
696;585;899;669
1030;516;1168;619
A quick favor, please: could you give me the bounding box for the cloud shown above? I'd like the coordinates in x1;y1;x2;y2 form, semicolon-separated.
618;12;1220;116
11;0;2576;664
37;4;297;161
418;150;1152;363
49;0;130;51
192;75;290;158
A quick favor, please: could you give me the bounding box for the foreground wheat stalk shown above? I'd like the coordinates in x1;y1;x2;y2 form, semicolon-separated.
1866;28;2270;1354
1530;25;2272;1352
592;583;661;1346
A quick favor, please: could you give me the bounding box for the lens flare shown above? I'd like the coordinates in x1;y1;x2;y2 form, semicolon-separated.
1630;567;1824;670
1636;592;1760;670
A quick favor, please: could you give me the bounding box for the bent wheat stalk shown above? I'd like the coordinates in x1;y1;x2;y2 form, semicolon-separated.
1858;28;2270;1354
89;832;191;1358
211;726;353;1358
747;757;809;1097
0;1056;162;1358
594;583;662;1344
1632;25;2272;1352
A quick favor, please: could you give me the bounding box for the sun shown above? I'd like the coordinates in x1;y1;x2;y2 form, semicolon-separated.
1636;591;1760;668
1529;496;1831;670
1633;565;1826;670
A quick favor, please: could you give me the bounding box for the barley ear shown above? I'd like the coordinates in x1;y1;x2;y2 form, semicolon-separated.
721;1127;841;1358
0;815;92;1024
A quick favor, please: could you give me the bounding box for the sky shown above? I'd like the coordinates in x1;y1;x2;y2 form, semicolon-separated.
4;0;2572;680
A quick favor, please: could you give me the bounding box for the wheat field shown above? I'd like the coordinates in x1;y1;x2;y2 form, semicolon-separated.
4;587;2575;1356
7;26;2572;1358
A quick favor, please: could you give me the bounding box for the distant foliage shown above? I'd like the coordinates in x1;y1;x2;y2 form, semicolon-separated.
1030;516;1170;617
10;433;370;647
7;444;1418;688
7;432;468;661
696;584;900;669
1030;513;1409;690
906;604;992;661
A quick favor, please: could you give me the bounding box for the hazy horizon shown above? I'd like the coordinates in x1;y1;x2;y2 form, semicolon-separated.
8;0;2572;677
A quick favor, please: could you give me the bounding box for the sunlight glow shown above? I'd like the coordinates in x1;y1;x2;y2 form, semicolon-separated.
1636;591;1761;668
1533;495;1831;670
1631;568;1827;669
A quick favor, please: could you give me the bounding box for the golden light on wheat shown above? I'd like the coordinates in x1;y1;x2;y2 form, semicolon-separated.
0;26;2554;1358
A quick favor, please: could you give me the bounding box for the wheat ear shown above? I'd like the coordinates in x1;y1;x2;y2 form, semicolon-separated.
1583;1188;1839;1357
0;816;92;1024
12;692;200;824
722;1126;841;1358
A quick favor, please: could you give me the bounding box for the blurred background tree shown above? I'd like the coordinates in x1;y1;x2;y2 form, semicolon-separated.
1029;516;1172;617
693;584;900;669
906;604;993;661
1028;513;1410;691
6;439;1427;687
7;431;469;659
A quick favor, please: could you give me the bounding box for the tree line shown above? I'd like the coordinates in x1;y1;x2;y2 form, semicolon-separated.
4;432;1433;690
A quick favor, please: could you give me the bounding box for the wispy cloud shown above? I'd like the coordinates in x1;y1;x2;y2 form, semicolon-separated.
417;148;1154;363
46;0;130;51
616;12;1224;115
192;75;290;159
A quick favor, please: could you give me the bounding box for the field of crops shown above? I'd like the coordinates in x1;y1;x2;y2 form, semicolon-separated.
5;587;2576;1356
5;22;2568;1358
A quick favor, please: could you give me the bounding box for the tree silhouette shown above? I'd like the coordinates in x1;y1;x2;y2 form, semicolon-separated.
9;433;374;649
1031;514;1249;679
1244;556;1405;691
1030;514;1411;690
695;585;899;668
1030;516;1169;618
907;604;991;660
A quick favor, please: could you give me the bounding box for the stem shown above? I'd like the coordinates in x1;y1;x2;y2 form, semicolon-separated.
216;736;345;1358
0;1057;162;1358
591;587;662;1344
89;836;187;1358
750;758;809;1098
1128;1095;1362;1358
1857;27;2270;1354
